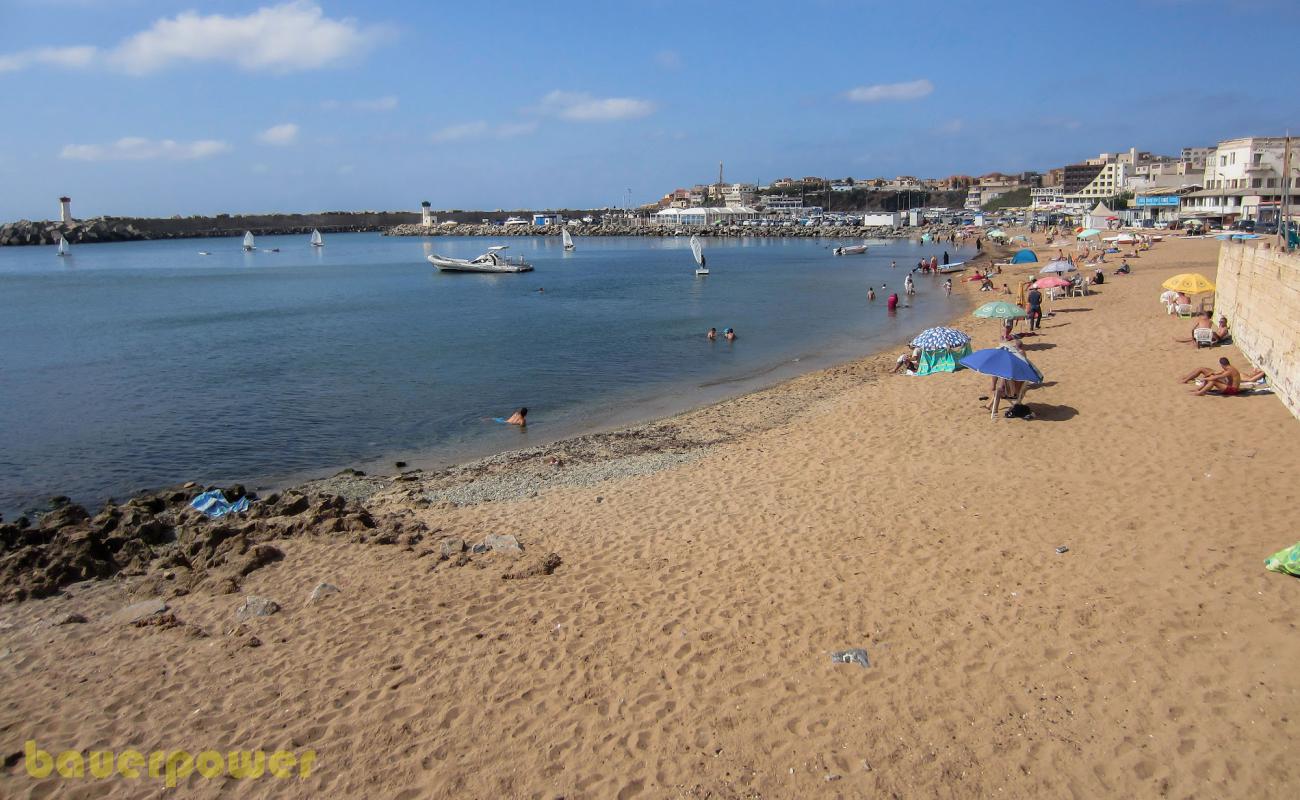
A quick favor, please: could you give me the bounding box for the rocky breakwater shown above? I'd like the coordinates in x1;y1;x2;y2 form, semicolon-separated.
0;484;426;603
0;217;150;246
386;222;969;240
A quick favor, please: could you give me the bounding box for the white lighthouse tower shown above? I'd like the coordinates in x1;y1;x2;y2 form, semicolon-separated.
59;196;72;223
421;200;434;227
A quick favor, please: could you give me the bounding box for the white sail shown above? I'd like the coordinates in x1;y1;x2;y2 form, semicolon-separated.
56;235;69;256
561;228;573;250
689;235;703;266
310;229;323;247
243;231;255;250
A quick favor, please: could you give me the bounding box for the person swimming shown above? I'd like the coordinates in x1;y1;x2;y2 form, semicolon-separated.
505;407;527;426
707;327;717;340
724;327;736;342
867;287;876;301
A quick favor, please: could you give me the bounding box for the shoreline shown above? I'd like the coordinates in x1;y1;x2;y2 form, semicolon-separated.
4;234;1298;798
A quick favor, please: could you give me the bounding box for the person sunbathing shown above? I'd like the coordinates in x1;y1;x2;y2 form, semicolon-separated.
1211;316;1231;344
1174;311;1213;345
1241;368;1267;386
1183;357;1242;395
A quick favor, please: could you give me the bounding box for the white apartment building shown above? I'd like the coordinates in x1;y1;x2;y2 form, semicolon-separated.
723;183;758;207
1181;136;1300;222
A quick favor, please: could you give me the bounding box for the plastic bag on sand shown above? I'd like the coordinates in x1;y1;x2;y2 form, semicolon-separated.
1264;542;1300;577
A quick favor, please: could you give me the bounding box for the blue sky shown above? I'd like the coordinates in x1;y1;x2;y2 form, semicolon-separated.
1;0;1297;219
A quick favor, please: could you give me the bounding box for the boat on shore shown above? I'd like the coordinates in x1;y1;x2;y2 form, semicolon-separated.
937;262;967;274
833;243;868;256
428;246;533;273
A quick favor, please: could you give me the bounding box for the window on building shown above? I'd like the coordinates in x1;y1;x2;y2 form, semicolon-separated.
1252;179;1262;188
1253;153;1263;165
1268;178;1278;187
1231;152;1236;164
1220;156;1227;166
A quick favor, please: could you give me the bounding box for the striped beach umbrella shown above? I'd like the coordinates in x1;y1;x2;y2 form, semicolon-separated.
910;326;972;351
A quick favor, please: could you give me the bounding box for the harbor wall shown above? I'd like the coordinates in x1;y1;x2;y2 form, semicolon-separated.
1215;242;1300;418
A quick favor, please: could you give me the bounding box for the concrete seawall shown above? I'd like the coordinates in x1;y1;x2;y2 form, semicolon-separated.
1215;242;1300;418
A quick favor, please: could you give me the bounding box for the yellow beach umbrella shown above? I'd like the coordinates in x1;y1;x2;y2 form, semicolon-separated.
1162;273;1216;294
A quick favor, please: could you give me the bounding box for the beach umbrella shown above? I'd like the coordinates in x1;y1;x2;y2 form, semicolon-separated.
960;347;1044;382
1040;260;1076;273
1010;248;1038;263
986;228;1007;238
1162;273;1216;294
960;347;1044;419
910;326;971;351
1012;235;1030;242
972;301;1027;320
1076;228;1102;239
1033;276;1070;289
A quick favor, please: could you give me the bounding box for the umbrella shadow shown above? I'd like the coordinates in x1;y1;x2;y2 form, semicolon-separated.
1028;403;1078;422
1051;307;1093;313
1022;342;1056;351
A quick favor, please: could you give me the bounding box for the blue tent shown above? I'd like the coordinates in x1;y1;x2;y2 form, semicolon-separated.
1010;248;1039;264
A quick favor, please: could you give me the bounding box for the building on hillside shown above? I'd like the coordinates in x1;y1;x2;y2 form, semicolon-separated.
1031;187;1065;210
723;183;758;207
1041;168;1064;187
1061;160;1126;207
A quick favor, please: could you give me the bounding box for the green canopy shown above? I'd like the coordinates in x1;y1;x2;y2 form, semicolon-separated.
1077;228;1101;239
973;301;1028;320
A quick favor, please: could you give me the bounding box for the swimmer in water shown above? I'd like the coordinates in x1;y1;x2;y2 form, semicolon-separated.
724;327;736;342
506;407;528;426
867;287;876;301
707;327;717;340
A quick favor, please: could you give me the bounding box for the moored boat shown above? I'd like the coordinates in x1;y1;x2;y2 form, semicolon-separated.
428;246;533;273
833;243;868;256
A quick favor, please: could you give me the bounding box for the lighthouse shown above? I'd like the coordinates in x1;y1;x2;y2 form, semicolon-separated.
421;201;434;227
59;196;72;223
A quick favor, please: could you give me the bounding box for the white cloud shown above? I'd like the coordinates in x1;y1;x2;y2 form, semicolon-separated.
257;123;300;145
0;45;96;72
538;90;656;122
655;50;682;69
322;95;398;112
430;120;538;143
0;2;386;75
60;137;231;161
845;79;934;103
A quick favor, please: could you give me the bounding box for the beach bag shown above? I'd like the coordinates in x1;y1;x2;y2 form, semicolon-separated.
1004;403;1034;420
1264;542;1300;577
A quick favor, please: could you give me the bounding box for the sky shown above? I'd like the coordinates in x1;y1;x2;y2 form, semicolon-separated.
1;0;1298;219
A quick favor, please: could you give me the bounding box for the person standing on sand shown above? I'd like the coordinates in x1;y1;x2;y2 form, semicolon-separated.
976;238;982;252
1027;286;1043;331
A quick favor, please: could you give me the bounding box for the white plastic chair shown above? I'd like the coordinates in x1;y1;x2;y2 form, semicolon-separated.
1193;327;1214;347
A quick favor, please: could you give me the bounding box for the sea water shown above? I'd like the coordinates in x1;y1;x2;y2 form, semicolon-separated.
0;233;973;514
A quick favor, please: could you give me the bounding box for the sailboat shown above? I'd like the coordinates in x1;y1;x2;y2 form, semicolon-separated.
310;229;324;248
690;234;708;276
56;235;70;257
242;231;255;251
561;227;574;251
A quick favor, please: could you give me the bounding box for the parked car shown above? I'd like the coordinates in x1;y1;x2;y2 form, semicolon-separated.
1231;219;1256;232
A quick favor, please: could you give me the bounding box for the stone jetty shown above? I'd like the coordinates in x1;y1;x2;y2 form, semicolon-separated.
385;222;971;240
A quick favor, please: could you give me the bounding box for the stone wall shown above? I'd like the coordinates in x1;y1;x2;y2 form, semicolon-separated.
1215;242;1300;418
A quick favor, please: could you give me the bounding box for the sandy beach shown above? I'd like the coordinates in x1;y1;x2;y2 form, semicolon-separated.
2;235;1297;798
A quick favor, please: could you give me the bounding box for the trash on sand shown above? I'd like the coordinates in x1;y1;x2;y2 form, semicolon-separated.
1264;541;1300;577
1055;546;1069;554
190;490;250;519
830;648;870;669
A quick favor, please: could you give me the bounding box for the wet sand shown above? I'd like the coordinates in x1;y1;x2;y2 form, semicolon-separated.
2;234;1297;799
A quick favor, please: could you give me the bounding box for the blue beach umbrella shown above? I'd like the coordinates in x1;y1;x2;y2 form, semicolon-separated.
910;326;972;351
960;347;1044;382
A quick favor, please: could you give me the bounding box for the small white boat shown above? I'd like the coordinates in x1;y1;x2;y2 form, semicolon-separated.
198;250;211;256
428;245;533;273
833;243;868;256
937;262;967;274
242;231;255;251
310;229;324;247
562;228;575;251
503;216;529;227
56;235;70;257
691;234;708;276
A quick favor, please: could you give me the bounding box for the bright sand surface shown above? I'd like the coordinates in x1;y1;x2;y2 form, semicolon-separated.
2;235;1297;798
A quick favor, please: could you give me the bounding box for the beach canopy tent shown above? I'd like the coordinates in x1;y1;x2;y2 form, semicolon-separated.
1162;273;1216;294
1010;248;1039;263
909;327;973;376
1076;228;1102;240
1084;202;1114;231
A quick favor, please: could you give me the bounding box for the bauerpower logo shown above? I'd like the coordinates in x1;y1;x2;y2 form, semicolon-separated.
21;740;316;788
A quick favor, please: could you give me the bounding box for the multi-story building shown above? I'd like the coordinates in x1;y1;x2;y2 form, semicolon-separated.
1030;187;1065;210
723;183;758;207
1181;136;1300;223
1061;160;1127;206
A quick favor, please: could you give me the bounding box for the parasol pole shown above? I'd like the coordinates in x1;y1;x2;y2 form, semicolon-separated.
991;378;1002;420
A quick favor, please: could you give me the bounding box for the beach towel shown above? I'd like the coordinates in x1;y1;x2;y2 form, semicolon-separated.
189;490;250;518
1265;542;1300;577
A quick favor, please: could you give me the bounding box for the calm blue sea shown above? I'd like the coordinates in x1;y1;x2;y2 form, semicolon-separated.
0;232;972;514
